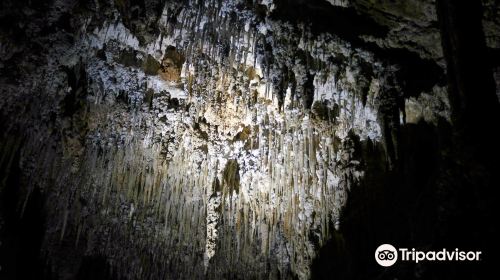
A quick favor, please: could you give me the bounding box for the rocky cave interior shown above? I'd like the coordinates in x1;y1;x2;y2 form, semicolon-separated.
0;0;499;279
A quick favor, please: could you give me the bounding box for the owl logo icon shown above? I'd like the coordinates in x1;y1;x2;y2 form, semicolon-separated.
375;244;398;267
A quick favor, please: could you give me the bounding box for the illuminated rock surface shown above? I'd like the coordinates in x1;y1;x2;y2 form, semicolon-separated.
1;0;499;279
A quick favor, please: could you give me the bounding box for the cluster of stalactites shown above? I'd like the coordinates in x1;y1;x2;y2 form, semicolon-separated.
4;1;386;279
203;109;363;279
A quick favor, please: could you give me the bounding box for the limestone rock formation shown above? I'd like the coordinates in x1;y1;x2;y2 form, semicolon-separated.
1;0;498;279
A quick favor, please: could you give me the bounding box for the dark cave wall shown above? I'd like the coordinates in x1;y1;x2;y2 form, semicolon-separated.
312;1;500;279
0;139;46;280
312;120;498;280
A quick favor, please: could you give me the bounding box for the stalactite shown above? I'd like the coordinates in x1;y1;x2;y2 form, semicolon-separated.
0;0;394;278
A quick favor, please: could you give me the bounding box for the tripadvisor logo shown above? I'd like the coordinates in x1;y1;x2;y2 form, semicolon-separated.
375;244;482;267
375;244;398;267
